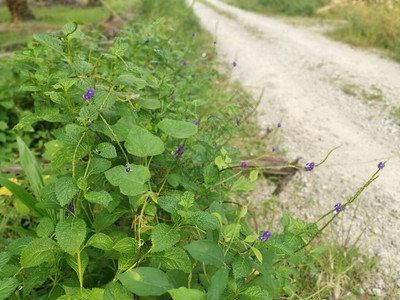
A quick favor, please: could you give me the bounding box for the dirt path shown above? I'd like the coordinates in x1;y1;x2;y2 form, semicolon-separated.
190;0;400;293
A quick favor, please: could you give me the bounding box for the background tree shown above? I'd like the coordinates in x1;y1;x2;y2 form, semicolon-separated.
6;0;35;22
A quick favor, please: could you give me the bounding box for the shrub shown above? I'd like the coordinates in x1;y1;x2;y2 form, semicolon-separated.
257;0;329;16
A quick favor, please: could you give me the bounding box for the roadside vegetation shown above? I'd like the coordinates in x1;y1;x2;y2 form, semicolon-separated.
0;0;390;298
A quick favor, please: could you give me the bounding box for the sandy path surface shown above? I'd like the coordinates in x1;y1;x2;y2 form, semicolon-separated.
190;0;400;293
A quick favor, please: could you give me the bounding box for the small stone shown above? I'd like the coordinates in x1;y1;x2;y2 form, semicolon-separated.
372;288;381;297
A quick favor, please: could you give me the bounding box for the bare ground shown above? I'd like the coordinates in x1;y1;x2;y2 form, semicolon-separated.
190;0;400;296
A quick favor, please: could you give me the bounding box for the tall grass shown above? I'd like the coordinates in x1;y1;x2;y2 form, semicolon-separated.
326;3;400;61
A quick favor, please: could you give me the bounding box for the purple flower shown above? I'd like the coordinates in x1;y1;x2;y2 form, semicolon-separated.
214;144;219;149
88;122;93;127
110;29;116;34
272;146;277;152
183;61;187;66
258;230;271;242
65;202;75;216
232;61;237;67
236;118;240;125
87;88;95;97
334;203;342;213
126;167;131;172
213;41;217;45
305;162;315;172
191;32;195;38
171;94;176;100
277;123;281;128
84;93;91;101
175;144;184;160
132;108;137;112
377;162;385;170
192;120;200;125
229;117;233;121
96;149;101;154
241;162;248;168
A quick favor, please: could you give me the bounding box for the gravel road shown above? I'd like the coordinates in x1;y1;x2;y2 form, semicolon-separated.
190;0;400;294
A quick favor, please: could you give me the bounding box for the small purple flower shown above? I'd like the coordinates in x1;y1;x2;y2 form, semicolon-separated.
88;122;93;127
241;162;248;168
84;93;91;101
377;162;385;170
272;146;277;152
191;32;195;38
183;61;187;66
213;41;217;45
132;108;137;113
126;167;131;172
111;29;116;34
305;162;315;172
277;123;281;128
236;118;240;125
175;144;184;160
171;94;176;100
65;202;75;216
192;120;200;125
259;230;271;242
87;88;95;97
229;117;233;121
232;61;237;67
334;203;342;213
214;144;219;149
96;149;101;154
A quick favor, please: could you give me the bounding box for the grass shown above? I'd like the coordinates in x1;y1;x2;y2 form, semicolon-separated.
325;3;400;62
0;0;136;46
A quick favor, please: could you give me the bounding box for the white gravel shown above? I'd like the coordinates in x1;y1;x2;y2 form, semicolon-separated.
190;0;400;293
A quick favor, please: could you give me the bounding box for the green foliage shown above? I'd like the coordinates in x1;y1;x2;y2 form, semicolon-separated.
257;0;328;16
0;0;378;298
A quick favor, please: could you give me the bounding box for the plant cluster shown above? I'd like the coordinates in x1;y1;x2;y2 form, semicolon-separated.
0;0;386;299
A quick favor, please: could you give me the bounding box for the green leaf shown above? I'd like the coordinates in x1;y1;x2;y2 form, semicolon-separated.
36;217;54;238
231;176;255;192
105;165;150;196
118;267;173;296
0;176;45;217
96;142;117;158
0;278;19;300
55;177;79;206
104;281;132;300
93;210;125;231
168;287;206;300
33;33;64;54
88;158;112;176
183;241;224;267
135;98;160;110
207;268;228;300
203;165;219;185
150;247;191;274
73;60;93;75
151;224;180;253
180;211;219;231
53;78;78;92
65;250;89;277
84;191;112;207
232;256;252;279
6;237;34;256
113;238;136;253
125;126;164;157
239;286;269;299
62;22;78;36
23;267;50;297
251;247;263;263
157;119;197;138
115;74;147;90
55;218;87;255
223;224;241;242
20;238;59;268
85;233;114;251
16;137;44;199
158;196;179;215
0;252;11;269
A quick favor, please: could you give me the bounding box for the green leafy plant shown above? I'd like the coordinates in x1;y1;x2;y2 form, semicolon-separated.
0;0;384;299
